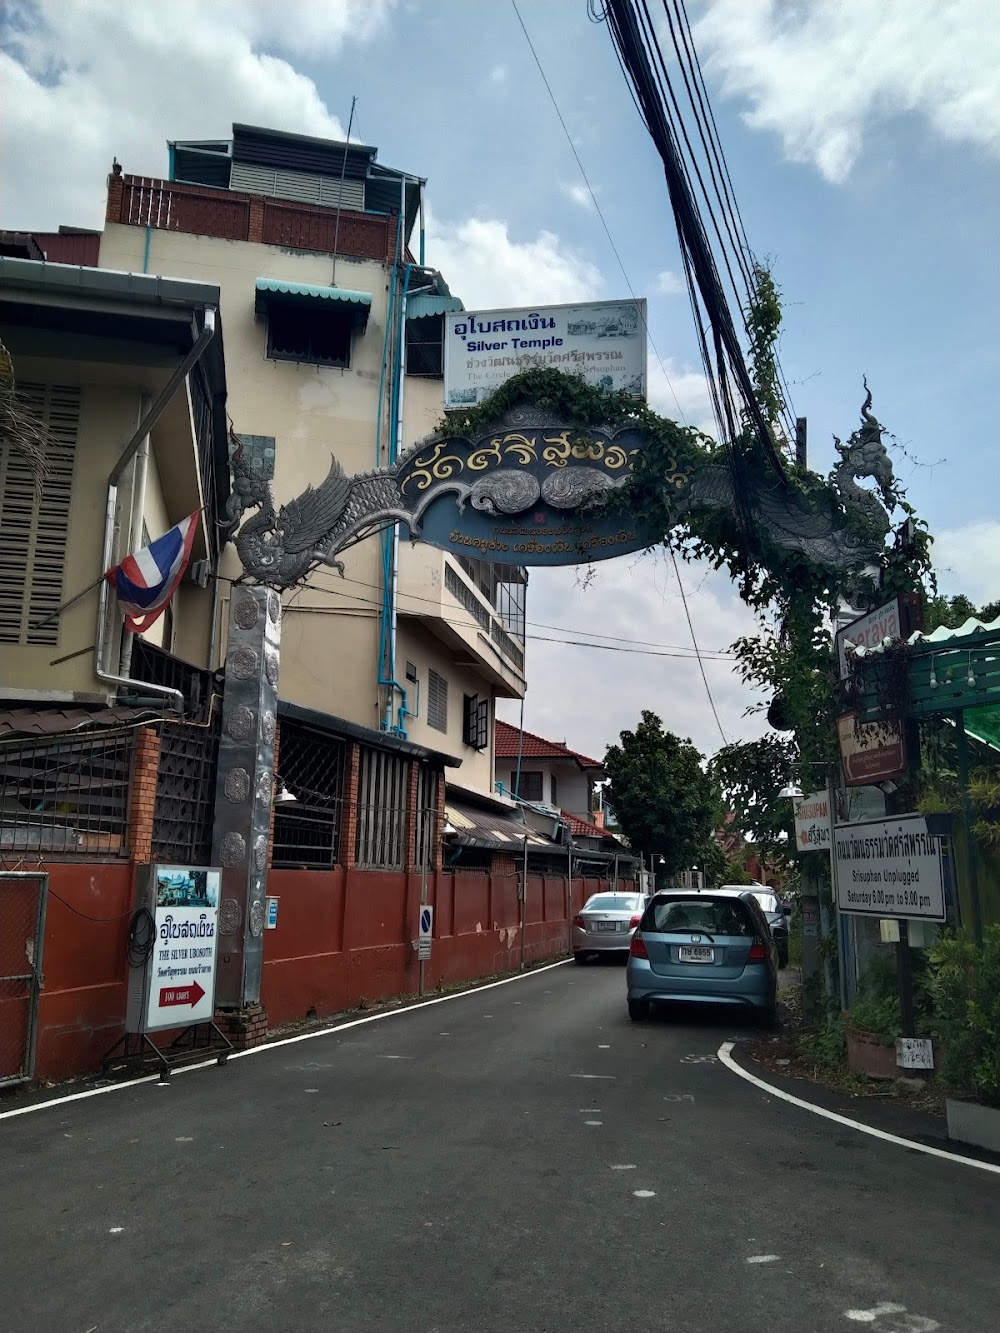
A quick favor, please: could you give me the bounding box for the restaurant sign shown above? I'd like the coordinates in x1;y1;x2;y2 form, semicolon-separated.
837;711;907;787
444;299;647;409
833;814;945;921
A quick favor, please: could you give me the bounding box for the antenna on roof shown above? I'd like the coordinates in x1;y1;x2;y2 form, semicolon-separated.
331;95;357;287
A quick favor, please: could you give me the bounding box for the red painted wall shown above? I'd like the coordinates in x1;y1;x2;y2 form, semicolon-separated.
19;862;633;1081
260;869;633;1028
32;863;133;1082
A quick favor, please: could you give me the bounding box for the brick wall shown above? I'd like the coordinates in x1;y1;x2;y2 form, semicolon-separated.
127;726;161;863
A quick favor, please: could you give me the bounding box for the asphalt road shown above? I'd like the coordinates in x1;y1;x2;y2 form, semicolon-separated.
3;961;999;1333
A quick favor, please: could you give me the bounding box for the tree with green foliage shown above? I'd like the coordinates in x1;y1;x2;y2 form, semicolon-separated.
603;711;719;878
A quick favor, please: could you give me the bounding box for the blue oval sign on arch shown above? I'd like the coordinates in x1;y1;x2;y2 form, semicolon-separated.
396;411;685;566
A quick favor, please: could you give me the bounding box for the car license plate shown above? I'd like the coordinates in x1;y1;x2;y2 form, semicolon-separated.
678;945;714;963
595;921;617;932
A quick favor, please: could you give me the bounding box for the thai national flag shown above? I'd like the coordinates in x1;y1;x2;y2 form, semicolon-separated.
106;512;200;633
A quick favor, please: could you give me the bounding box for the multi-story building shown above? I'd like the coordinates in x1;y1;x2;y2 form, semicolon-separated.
92;124;527;794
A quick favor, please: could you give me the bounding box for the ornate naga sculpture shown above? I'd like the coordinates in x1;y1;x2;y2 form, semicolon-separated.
226;434;408;589
679;381;897;586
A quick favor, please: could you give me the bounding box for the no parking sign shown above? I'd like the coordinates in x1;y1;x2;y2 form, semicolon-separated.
418;906;433;961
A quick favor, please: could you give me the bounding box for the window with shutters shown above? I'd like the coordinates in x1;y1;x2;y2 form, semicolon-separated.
355;745;408;870
550;773;558;806
427;669;448;733
0;382;79;646
462;693;489;750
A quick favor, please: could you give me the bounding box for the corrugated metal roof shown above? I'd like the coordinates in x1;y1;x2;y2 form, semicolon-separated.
445;799;553;851
850;614;1000;658
407;294;464;319
254;278;372;306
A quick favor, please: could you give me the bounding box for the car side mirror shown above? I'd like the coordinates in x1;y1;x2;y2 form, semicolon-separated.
782;905;792;917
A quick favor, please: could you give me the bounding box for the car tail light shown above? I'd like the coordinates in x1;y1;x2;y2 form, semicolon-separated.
747;938;768;962
572;914;585;929
628;914;642;928
630;933;648;959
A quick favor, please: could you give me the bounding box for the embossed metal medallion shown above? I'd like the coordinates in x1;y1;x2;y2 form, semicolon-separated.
219;898;241;936
256;771;273;808
264;648;279;688
267;592;281;623
261;710;276;744
253;835;268;871
223;767;251;803
234;597;261;630
227;705;254;742
220;831;247;867
229;646;259;680
249;899;265;937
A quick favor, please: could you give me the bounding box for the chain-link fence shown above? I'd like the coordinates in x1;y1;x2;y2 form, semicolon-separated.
0;872;47;1086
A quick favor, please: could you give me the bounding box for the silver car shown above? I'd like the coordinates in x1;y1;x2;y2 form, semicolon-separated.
573;892;648;963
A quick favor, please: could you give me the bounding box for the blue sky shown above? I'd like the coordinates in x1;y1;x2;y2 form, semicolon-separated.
2;0;998;759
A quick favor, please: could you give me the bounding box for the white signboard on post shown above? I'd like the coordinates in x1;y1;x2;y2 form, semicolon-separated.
833;815;945;921
793;789;833;853
444;299;647;409
146;866;221;1031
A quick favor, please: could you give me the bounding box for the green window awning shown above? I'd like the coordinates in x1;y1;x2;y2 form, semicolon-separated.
406;294;464;320
254;277;372;327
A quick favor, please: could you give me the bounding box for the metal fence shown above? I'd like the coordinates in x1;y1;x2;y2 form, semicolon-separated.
0;871;47;1086
151;715;221;867
0;728;134;858
414;765;439;870
273;722;348;870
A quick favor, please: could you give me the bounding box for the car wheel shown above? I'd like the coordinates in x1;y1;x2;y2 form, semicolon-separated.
757;1003;778;1030
628;998;650;1021
573;952;587;965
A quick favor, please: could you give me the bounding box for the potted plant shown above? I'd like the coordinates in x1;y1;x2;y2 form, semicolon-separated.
932;928;1000;1151
845;997;901;1080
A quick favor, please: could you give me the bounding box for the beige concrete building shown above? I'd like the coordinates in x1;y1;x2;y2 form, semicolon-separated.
2;125;526;796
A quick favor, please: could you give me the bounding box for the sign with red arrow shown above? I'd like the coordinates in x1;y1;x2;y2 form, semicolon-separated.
158;980;206;1009
793;789;832;854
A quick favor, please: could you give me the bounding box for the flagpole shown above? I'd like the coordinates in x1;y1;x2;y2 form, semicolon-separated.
30;574;107;632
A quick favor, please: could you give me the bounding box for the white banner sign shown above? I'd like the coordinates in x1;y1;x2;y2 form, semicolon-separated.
147;867;220;1031
444;299;647;409
793;789;833;853
833;815;945;921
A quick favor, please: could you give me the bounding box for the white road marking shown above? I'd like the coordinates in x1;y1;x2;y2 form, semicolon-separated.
609;1164;636;1170
174;1136;193;1142
304;1088;320;1092
663;1094;695;1103
844;1305;906;1324
584;1120;603;1126
439;1032;450;1036
844;1308;939;1331
570;1073;616;1080
0;959;571;1122
483;1015;493;1019
632;1190;656;1198
746;1255;779;1264
718;1041;1000;1178
579;1108;601;1113
680;1054;718;1064
378;1055;413;1060
109;1227;123;1234
598;1044;611;1049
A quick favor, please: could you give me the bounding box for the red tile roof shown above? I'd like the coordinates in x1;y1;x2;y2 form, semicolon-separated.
563;811;622;841
495;719;603;770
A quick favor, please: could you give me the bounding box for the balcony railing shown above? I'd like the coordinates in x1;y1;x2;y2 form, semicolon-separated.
443;563;525;673
107;174;397;264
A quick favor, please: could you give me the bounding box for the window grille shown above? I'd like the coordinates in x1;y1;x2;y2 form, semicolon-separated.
414;765;439;869
444;563;490;631
151;717;220;866
0;727;133;857
427;669;448;733
0;382;79;646
355;745;408;870
273;723;347;869
266;304;353;368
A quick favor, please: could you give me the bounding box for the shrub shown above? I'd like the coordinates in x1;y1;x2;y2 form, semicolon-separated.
930;926;1000;1107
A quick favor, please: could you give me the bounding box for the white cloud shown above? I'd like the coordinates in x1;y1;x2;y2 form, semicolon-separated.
933;522;1000;605
0;0;391;230
645;356;715;437
655;269;684;297
425;211;603;309
490;63;508;85
498;553;764;764
561;182;595;211
694;0;1000;183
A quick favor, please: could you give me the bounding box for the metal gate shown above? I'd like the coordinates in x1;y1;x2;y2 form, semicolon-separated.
0;872;48;1087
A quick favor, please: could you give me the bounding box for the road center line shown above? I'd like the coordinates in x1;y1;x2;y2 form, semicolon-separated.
718;1041;1000;1178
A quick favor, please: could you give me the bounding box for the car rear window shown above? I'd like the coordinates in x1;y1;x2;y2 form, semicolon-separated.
750;892;780;915
585;895;640;912
644;897;755;936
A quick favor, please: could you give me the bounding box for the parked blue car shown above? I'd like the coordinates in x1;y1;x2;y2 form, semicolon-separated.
625;889;778;1026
